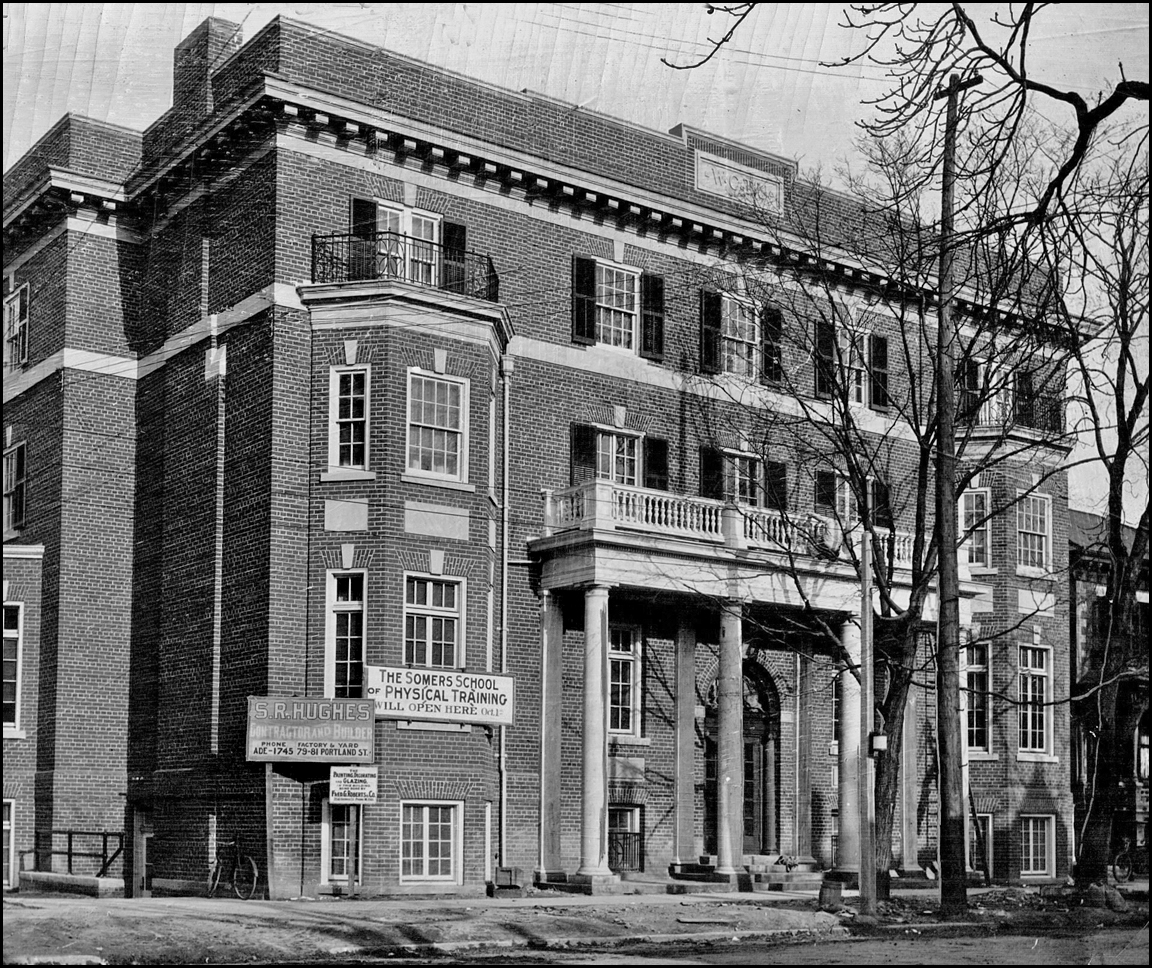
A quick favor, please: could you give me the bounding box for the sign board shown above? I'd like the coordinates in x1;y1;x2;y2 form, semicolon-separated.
695;150;783;214
330;765;378;804
246;697;375;763
365;666;514;726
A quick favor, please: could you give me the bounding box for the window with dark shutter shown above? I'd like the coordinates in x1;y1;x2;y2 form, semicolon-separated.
761;306;783;385
570;424;597;484
572;256;597;345
700;290;722;374
869;333;890;409
350;198;378;281
1014;370;1035;428
764;460;787;511
639;273;665;362
815;318;836;397
815;470;838;511
643;437;669;490
443;220;467;295
958;359;981;422
699;447;725;500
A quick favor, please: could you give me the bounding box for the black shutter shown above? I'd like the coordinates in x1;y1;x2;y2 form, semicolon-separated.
350;198;377;282
872;479;894;528
570;424;598;485
815;318;836;397
958;359;980;422
643;437;669;491
764;460;787;511
815;470;837;511
572;256;597;345
640;272;665;361
761;305;783;384
869;333;890;409
699;447;725;500
443;220;467;295
1015;370;1035;427
700;289;722;374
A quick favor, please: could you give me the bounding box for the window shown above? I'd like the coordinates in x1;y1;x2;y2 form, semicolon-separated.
4;284;28;370
326;367;370;475
965;641;989;753
322;801;362;885
968;812;993;874
326;571;365;698
3;604;21;732
407;371;468;483
609;627;641;735
401;802;462;882
699;448;781;508
814;469;856;524
572;258;664;360
3;443;25;534
608;806;643;872
813;315;889;408
815;317;836;398
700;291;780;383
1016;493;1051;572
350;199;444;287
1018;645;1050;754
961;489;991;568
570;425;669;491
405;576;462;669
3;801;13;889
1020;815;1054;877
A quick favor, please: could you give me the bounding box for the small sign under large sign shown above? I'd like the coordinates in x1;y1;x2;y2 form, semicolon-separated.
330;765;378;804
365;666;515;726
246;697;375;763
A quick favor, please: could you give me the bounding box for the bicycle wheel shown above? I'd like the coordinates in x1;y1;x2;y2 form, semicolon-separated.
208;860;224;897
232;854;259;900
1113;850;1133;883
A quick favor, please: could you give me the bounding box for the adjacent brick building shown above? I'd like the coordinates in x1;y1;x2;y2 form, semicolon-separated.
4;16;1074;895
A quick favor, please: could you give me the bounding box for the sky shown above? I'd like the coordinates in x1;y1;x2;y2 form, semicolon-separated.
3;2;1149;520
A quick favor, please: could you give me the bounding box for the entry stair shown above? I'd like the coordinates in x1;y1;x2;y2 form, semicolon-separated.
668;853;825;893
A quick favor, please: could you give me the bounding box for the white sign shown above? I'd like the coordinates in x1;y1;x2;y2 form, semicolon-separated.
696;151;783;214
330;765;378;804
365;666;515;726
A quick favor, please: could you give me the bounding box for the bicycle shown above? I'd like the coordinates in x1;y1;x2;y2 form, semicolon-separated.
209;835;260;900
1111;835;1147;884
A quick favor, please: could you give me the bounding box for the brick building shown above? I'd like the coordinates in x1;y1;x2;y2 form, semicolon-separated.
4;16;1073;895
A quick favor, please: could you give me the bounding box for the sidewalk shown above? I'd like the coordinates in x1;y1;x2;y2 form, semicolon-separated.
4;880;1147;965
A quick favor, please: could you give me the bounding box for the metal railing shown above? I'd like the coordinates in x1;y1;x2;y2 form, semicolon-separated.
312;230;499;302
33;829;124;877
608;831;643;872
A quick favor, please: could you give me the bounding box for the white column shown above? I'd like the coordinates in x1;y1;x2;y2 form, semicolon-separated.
577;584;614;879
837;622;861;872
716;603;743;876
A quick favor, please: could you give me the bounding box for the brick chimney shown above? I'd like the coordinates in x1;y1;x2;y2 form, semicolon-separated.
172;18;242;120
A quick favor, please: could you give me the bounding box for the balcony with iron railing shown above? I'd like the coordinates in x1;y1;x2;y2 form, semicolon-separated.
311;230;499;302
540;479;917;570
960;392;1066;437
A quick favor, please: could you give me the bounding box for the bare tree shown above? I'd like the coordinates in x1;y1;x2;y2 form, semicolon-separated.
681;128;1074;894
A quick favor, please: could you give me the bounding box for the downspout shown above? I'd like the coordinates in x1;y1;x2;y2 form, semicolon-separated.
499;357;513;867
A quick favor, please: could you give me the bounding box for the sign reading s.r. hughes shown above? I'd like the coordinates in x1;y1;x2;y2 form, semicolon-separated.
365;666;514;726
695;150;784;214
246;697;375;763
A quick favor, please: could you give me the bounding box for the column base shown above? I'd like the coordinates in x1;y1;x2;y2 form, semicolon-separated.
568;871;623;895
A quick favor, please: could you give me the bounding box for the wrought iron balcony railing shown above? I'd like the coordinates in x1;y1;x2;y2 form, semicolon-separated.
312;230;499;302
608;830;643;872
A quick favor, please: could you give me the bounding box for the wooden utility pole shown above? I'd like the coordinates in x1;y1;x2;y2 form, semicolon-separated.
858;482;876;915
932;71;980;918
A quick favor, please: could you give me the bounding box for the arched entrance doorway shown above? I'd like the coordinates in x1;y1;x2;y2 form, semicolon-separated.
704;662;780;856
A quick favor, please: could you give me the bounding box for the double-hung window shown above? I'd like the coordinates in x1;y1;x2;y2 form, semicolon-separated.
700;290;782;384
699;448;764;506
1016;493;1051;573
3;442;26;534
327;571;366;699
405;576;462;669
722;296;760;379
572;257;665;360
1020;815;1054;877
407;370;468;484
964;641;990;754
813;314;889;409
3;604;21;732
571;425;669;491
401;801;462;882
609;627;642;735
326;367;370;476
814;469;856;524
1018;645;1050;755
961;489;991;569
3;284;28;370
